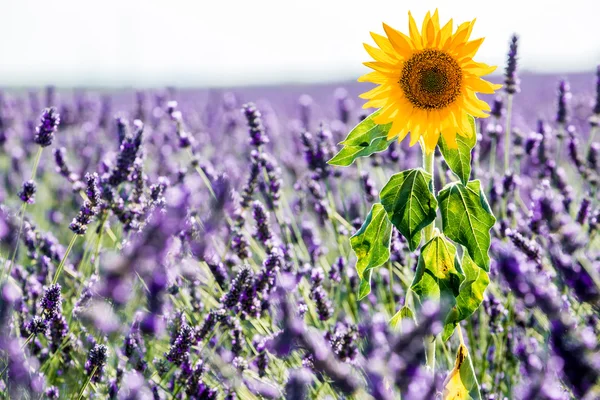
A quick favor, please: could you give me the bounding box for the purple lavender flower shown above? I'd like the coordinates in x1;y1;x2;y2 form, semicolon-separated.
33;107;60;147
85;343;108;382
242;103;269;148
26;316;48;336
45;386;59;399
106;119;144;186
252;201;273;248
18;180;36;204
593;65;600;117
221;266;252;309
165;323;195;365
69;173;101;235
40;284;62;319
53;147;79;183
491;96;503;119
555;79;570;126
504;34;520;94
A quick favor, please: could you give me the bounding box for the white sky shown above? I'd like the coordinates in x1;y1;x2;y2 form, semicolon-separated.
1;0;599;87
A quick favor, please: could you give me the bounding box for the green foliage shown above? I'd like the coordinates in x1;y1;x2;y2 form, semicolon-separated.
328;110;394;166
350;203;392;300
442;252;490;341
438;180;496;271
380;168;438;251
411;235;464;309
438;115;477;185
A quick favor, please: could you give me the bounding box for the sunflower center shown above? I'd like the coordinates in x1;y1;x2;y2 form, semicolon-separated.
399;49;462;110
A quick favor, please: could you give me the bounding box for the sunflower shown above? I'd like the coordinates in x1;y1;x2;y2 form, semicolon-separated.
359;9;502;154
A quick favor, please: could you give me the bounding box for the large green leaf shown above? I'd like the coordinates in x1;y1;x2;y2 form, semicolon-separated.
410;235;464;308
328;110;394;166
438;115;477;185
380;168;438;251
442;252;490;341
438;180;496;271
350;203;392;300
443;343;482;400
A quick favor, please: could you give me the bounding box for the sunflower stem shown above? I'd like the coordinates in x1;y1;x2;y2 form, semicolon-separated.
421;143;436;373
503;94;514;173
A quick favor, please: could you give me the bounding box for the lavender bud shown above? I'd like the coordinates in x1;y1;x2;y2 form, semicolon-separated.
491;96;503;119
221;266;252;309
40;284;62;319
242;103;268;148
504;34;520;95
33;107;60;147
556;79;570;126
576;198;591;225
18;180;36;204
85;344;108;382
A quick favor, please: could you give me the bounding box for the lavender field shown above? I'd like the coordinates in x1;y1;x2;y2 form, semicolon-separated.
0;65;599;400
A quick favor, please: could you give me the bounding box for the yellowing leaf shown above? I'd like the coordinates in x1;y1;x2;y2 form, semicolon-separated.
443;344;469;400
443;343;482;400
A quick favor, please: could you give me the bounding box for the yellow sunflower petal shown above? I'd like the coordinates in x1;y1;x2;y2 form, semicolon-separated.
441;128;458;148
358;84;390;100
358;71;387;84
363;61;397;73
370;32;396;56
431;9;440;31
423;130;440;153
457;37;485;60
462;61;497;76
439;18;454;47
382;23;414;55
362;98;387;109
408;11;423;49
465;77;502;94
363;43;398;65
387;118;406;140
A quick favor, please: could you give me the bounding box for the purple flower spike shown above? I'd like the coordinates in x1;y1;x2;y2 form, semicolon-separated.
18;180;37;204
33;107;60;147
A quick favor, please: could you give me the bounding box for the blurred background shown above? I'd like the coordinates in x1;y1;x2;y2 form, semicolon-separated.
1;0;599;88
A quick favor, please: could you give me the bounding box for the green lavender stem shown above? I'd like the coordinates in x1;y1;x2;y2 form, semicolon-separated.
503;94;514;172
52;234;78;285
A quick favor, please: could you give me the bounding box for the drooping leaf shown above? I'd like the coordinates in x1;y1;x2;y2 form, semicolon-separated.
443;343;482;400
390;305;415;330
328;110;394;166
411;235;464;309
442;252;490;341
350;203;392;300
358;270;373;300
438;115;477;185
380;168;438;251
438;180;496;271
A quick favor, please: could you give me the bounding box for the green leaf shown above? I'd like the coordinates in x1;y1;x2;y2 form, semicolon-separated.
328;110;394;166
350;203;392;300
438;180;496;271
410;235;464;308
390;305;415;330
442;252;490;341
438;115;477;185
442;343;482;400
380;168;438;251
